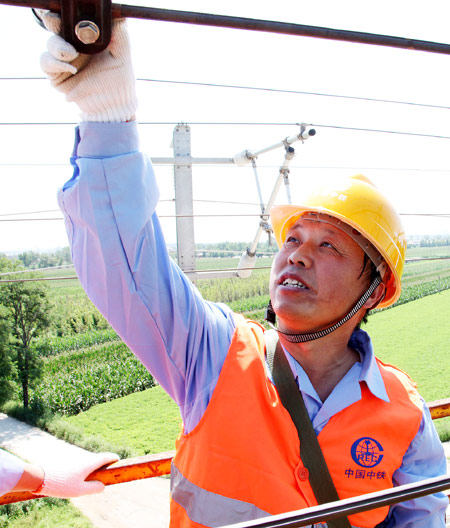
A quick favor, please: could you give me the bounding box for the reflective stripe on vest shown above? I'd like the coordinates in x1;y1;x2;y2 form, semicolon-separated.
170;464;352;528
172;316;423;528
171;462;270;527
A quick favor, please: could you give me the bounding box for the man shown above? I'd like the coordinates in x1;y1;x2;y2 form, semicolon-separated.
13;14;445;527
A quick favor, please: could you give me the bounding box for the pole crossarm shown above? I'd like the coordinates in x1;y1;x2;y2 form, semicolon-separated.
3;0;450;55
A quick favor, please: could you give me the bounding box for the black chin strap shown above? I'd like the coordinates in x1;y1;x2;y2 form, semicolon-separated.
265;276;382;343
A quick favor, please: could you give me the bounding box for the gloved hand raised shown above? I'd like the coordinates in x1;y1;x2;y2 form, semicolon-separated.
39;11;137;122
32;451;119;498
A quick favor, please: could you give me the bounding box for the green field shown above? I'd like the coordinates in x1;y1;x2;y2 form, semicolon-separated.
32;342;155;416
1;250;449;527
406;245;450;258
23;251;450;426
364;289;450;439
62;384;181;456
365;289;450;398
57;289;450;456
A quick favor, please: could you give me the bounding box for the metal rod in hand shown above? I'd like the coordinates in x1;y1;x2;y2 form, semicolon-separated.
3;0;450;55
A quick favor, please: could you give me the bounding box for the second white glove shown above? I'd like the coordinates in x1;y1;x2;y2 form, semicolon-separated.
40;14;138;122
33;451;119;498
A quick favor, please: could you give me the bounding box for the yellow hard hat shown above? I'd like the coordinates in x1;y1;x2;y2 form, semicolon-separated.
270;175;406;308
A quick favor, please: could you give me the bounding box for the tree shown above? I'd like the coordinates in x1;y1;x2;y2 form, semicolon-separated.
0;277;51;407
0;306;15;406
0;256;22;274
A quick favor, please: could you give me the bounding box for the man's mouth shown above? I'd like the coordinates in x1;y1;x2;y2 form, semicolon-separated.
281;277;309;290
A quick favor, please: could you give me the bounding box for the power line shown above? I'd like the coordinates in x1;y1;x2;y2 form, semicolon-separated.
0;276;79;284
193;199;261;206
0;266;272;284
0;211;450;222
0;214;267;223
0;209;60;217
0;218;64;222
2;257;450;284
137;78;450;111
3;76;449;113
3;163;450;174
2;121;450;141
3;213;450;223
1;212;450;223
0;264;74;277
401;213;450;217
0;163;70;167
309;123;450;141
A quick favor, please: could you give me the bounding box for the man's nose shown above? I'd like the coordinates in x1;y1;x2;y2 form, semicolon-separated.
287;243;313;268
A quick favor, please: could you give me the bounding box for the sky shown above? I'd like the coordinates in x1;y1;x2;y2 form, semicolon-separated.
1;0;450;253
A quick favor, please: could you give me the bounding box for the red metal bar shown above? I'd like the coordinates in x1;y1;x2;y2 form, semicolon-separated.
428;397;450;420
0;450;174;505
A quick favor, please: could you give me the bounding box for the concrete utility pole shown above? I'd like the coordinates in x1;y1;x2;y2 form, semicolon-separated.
173;124;196;275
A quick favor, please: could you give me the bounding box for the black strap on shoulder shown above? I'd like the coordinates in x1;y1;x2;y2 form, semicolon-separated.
265;330;352;528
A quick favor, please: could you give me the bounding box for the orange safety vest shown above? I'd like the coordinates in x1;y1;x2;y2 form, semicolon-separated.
171;316;423;528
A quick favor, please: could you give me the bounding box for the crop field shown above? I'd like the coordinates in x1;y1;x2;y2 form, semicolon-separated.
62;289;450;454
31;342;154;416
19;247;449;441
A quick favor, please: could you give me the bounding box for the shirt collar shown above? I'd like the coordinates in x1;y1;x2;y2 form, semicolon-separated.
280;327;390;404
348;328;390;403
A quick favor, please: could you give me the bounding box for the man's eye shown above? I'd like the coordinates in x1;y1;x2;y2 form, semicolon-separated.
321;242;336;250
284;236;300;247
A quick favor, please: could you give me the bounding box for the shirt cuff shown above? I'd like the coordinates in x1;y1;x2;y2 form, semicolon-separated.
77;121;140;158
0;450;25;496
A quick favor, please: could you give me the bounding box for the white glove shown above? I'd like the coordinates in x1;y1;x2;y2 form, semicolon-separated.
33;451;119;498
39;11;137;122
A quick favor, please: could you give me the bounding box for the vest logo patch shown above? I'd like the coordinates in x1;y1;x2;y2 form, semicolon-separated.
351;437;384;468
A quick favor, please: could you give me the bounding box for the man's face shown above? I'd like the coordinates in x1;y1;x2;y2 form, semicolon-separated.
269;217;368;334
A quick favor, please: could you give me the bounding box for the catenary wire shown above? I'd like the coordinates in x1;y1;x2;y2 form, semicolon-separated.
2;76;450;112
1;213;449;222
3;163;450;175
0;266;273;283
1;258;449;284
3;121;450;141
0;264;74;277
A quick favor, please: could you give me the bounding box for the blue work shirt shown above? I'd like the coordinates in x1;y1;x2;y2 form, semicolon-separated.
57;121;447;527
0;449;24;497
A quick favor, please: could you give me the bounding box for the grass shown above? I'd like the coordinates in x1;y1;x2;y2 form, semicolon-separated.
406;246;450;258
0;498;93;528
364;288;450;440
61;385;182;456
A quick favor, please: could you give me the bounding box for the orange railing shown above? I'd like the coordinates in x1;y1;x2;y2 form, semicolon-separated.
1;397;449;507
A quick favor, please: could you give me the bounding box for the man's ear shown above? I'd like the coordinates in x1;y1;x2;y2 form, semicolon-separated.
364;282;386;310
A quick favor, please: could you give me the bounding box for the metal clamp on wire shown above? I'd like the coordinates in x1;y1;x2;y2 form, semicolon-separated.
33;0;112;54
298;123;316;142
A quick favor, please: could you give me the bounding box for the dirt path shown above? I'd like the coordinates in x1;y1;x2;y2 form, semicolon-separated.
0;413;169;527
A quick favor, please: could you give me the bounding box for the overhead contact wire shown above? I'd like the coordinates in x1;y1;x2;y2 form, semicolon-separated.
2;76;450;112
